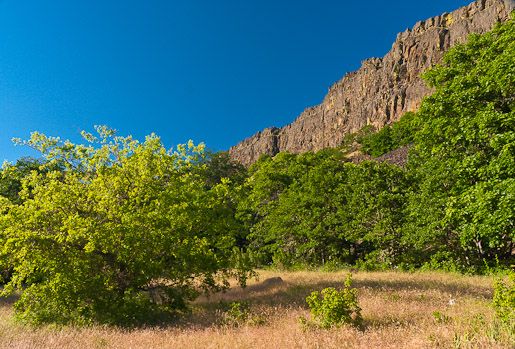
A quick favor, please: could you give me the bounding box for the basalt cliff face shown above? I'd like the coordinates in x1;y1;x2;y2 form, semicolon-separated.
229;0;515;167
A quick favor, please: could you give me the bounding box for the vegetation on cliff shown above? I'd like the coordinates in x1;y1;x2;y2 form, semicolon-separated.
235;15;515;272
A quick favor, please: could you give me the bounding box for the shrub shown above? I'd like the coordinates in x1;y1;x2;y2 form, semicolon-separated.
432;311;452;324
299;274;362;329
223;301;250;327
493;268;515;323
357;111;419;157
219;300;267;327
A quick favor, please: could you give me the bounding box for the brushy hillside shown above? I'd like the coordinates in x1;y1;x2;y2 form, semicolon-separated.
1;270;513;348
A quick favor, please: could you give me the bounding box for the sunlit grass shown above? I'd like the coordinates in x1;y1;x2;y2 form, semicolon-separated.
0;270;513;348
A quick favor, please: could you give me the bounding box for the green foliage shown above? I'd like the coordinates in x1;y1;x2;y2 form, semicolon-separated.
406;16;515;266
236;152;298;230
237;147;411;267
0;157;64;284
359;112;420;157
0;157;61;205
196;150;247;188
0;126;253;326
194;150;248;248
236;152;312;262
493;268;515;323
342;125;375;146
300;274;362;329
339;125;375;154
432;311;452;324
360;125;394;157
0;197;10;284
270;250;298;270
218;300;267;327
421;251;468;273
222;301;250;327
391;112;421;146
237;17;515;272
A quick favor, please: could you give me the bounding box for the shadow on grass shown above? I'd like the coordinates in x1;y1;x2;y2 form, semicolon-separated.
0;273;494;330
354;278;493;300
0;285;20;306
180;272;493;330
200;273;492;306
0;293;19;306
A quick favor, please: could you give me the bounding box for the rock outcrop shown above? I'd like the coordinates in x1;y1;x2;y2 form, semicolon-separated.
373;145;412;168
229;0;515;166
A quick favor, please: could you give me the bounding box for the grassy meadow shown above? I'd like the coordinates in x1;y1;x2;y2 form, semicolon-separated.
0;269;514;348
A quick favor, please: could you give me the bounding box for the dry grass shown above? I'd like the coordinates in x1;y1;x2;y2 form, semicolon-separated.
1;270;514;348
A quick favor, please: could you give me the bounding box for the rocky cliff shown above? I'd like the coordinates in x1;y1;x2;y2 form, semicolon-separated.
229;0;515;166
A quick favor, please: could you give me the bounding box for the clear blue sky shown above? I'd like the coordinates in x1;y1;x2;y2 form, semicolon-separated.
0;0;472;162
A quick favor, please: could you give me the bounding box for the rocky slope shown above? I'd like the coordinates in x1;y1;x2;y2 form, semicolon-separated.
229;0;515;166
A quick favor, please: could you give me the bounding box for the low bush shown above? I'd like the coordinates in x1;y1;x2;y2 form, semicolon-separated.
493;268;515;323
299;274;361;329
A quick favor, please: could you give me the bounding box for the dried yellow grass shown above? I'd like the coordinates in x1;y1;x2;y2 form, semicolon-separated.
1;270;513;348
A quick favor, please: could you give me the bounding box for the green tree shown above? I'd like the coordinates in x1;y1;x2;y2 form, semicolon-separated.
0;157;57;205
357;111;420;158
195;150;247;188
360;125;394;157
194;150;248;248
406;16;515;266
237;151;332;266
0;127;252;325
344;161;411;266
252;152;351;265
391;111;419;147
0;157;63;283
236;152;300;254
239;149;410;267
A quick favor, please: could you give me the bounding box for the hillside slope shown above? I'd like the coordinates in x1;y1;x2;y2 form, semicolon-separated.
229;0;515;166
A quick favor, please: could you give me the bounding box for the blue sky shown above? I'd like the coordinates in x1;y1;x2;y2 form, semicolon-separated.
0;0;472;162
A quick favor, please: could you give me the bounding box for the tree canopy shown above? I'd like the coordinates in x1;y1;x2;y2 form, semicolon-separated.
406;16;515;266
0;127;252;325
